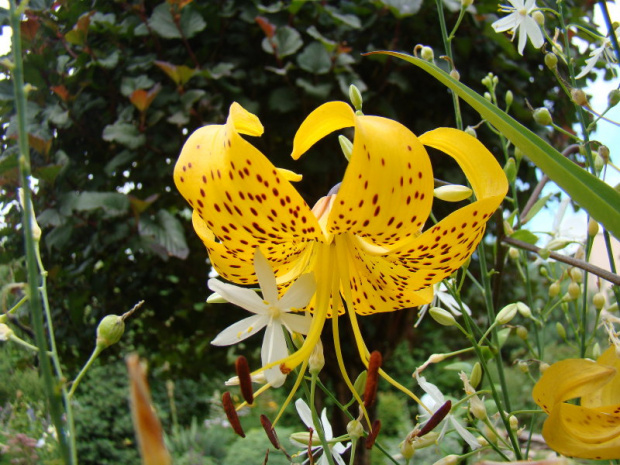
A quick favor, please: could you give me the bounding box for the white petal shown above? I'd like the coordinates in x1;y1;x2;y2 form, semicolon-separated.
278;273;316;310
320;409;333;440
492;13;519;32
211;314;268;346
295;399;315;430
506;0;524;9
517;23;527;54
281;313;312;335
253;248;278;304
416;375;445;407
576;54;599;79
524;0;537;11
318;454;329;465
208;279;268;315
332;451;347;465
262;322;289;387
450;417;481;449
523;16;544;48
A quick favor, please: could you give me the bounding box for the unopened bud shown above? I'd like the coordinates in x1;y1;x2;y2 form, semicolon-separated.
505;90;514;107
504;158;517;183
539;361;550;373
464;126;477;138
481;75;492;87
509;415;519;431
353;370;367;398
309;340;325;375
96;315;125;349
608;89;620;107
546;238;570;251
545;52;558;70
549;281;561;298
207;292;228;304
470;362;482;389
516;325;528;340
450;69;460;81
470;396;487;421
556;322;567;340
514;146;524;162
533;107;552;125
592;342;601;359
349;84;363;112
400;439;415;460
518;360;529;373
567;282;581;300
508;247;519;260
569;268;583;283
432;455;459;465
484;92;492;101
496;303;518;325
516;302;531;318
430;307;457;326
290;432;312;445
532;11;544;25
588;217;599;237
347;419;365;440
421;46;434;62
433;185;473;202
598;145;610;162
540;267;549;277
338;135;353;162
593;292;606;310
0;323;14;341
594;153;605;172
17;188;41;242
503;220;514;235
571;88;588;106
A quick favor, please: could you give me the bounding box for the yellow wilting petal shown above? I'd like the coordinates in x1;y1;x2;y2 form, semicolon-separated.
126;354;171;465
543;402;620;460
328;115;434;247
174;103;323;284
583;346;620;407
533;357;616;412
291;101;355;160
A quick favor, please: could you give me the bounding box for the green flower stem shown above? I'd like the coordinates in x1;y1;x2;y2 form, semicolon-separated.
309;373;337;465
9;1;71;462
69;345;103;399
549;123;582;142
347;437;357;465
5;295;28;317
9;333;44;353
373;442;400;465
435;0;463;129
603;230;620;305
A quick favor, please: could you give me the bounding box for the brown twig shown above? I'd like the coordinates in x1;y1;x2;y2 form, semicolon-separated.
502;236;620;286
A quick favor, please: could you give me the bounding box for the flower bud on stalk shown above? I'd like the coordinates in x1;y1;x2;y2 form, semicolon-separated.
544;52;558;70
347;419;364;440
96;315;125;349
338;135;353;161
470;362;482;389
567;282;581;300
533;107;552;125
549;281;561;298
430;307;457;326
464;126;477;138
556;322;567;341
571;88;588;106
400;439;415;460
421;46;434;62
608;89;620;107
349;84;363;112
598;145;610;162
432;455;459;465
588;217;599;237
503;158;517;183
505;90;514;107
593;292;606;310
495;303;518;325
309;339;325;375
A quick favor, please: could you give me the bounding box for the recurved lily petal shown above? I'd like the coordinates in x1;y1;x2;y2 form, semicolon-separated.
582;346;620;407
292;102;434;247
543;402;620;460
174;103;322;284
533;357;616;412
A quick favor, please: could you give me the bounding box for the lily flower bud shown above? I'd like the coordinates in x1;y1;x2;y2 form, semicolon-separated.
505;90;514;107
207;292;228;304
516;302;531;318
290;432;312;445
516;325;528;340
533;10;544;25
432;455;459;465
400;439;415;460
598;145;610;162
556;322;567;340
508;247;519;260
349;84;363;112
338;135;353;162
464;126;477;138
570;267;583;283
608;89;620;107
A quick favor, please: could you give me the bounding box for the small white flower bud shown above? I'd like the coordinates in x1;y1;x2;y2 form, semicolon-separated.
338;135;353;161
432;454;459;465
347;419;365;440
290;432;312;445
571;88;588;106
556;322;567;340
470;362;482;389
349;84;363;111
569;267;583;283
464;126;477;138
608;89;620;107
598;145;610;162
433;185;473;202
503;158;516;183
518;361;529;373
0;323;14;341
505;90;514;107
516;325;528;340
533;10;544;25
539;361;550;373
400;439;415;460
593;292;606;310
309;340;325;375
483;92;492;101
509;415;519;431
516;302;531;318
544;52;558;70
533;107;552;125
587;218;599;237
548;281;561;298
421;46;434;62
495;303;518;325
508;247;519;260
430;307;457;326
450;69;460;81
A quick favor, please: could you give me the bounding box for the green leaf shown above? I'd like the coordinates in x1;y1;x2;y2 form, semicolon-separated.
306;26;337;53
261;26;303;59
377;0;423;18
102;122;146;149
148;3;182;39
139;210;189;260
510;229;539;245
179;7;207;38
96;50;120;69
324;6;362;28
375;52;620;240
297;42;332;74
68;192;130;217
295;78;332;99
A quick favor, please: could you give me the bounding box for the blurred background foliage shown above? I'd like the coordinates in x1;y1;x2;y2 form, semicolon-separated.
0;0;601;462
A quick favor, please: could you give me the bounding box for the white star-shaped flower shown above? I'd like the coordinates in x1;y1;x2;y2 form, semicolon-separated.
416;374;481;450
576;31;618;79
293;399;351;465
209;248;315;387
492;0;544;55
415;282;471;327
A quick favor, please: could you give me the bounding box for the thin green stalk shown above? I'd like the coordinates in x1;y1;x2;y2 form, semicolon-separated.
9;1;71;462
69;346;103;398
603;230;620;305
309;373;337;465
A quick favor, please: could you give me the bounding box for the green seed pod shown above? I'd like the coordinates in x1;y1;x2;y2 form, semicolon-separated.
96;314;125;349
544;52;558;70
516;325;528;340
533;107;552;125
470;362;482;389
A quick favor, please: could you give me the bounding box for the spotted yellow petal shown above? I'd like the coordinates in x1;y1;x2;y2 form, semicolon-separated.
583;346;620;408
533;357;616;412
328;115;434;247
175;103;323;284
542;402;620;460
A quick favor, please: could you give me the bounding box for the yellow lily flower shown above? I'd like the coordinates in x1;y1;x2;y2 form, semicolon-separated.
174;101;507;379
533;346;620;460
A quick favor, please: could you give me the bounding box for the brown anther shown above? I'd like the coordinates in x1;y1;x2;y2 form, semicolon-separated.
280;363;292;375
222;391;245;438
418;400;451;437
235;355;254;404
260;414;280;449
365;419;382;449
363;351;382;408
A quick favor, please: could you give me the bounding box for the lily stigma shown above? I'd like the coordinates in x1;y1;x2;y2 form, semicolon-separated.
174;100;507;408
